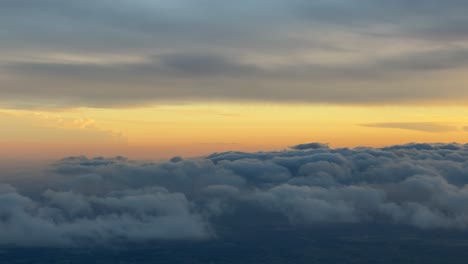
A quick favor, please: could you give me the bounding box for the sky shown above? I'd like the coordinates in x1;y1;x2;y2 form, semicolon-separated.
4;2;468;261
2;0;468;159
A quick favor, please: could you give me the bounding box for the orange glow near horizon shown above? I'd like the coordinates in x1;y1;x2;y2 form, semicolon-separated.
2;103;468;160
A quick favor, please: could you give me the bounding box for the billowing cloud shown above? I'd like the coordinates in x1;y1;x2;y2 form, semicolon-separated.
2;142;468;246
2;0;468;108
0;185;209;247
292;142;329;150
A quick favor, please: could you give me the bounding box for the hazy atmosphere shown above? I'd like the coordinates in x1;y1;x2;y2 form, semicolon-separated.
1;0;468;159
1;1;468;263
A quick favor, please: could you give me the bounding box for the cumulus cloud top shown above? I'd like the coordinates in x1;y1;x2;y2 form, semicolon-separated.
291;142;329;150
1;142;468;246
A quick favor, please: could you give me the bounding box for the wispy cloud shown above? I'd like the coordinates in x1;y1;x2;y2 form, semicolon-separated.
0;111;126;144
2;1;468;108
362;122;457;132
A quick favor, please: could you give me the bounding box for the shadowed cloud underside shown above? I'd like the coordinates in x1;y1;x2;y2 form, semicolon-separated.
2;0;468;108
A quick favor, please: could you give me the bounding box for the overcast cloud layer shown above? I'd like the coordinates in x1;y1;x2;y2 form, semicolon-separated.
1;142;468;246
2;0;468;107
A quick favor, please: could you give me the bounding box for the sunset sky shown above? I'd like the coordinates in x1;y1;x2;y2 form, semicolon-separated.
2;0;468;159
4;2;468;261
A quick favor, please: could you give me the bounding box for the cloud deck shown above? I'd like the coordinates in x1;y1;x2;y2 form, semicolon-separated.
1;143;468;246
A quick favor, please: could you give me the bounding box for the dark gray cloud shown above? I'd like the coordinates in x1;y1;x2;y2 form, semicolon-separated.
1;0;468;107
2;142;468;246
158;53;259;76
3;47;468;107
292;143;329;150
378;48;468;72
362;122;458;132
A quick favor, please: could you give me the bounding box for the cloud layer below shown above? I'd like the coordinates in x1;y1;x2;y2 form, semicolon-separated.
1;142;468;246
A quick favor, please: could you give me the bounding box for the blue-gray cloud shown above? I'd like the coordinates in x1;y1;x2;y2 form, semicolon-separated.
291;142;329;150
2;142;468;246
1;1;468;107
